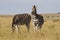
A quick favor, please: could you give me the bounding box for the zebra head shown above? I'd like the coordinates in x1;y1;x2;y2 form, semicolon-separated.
31;5;37;16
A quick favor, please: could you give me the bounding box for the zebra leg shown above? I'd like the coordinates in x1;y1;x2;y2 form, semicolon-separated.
36;24;38;30
26;24;30;32
12;24;15;33
34;23;40;32
38;24;42;30
17;25;20;30
17;25;21;33
36;24;40;32
15;25;18;34
12;24;19;34
33;22;36;32
37;24;43;32
33;23;38;32
12;27;15;33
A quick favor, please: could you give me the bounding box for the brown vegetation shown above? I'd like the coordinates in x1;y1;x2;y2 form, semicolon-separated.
0;14;60;40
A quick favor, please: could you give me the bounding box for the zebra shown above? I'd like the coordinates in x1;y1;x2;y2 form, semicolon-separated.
31;5;44;31
12;13;31;33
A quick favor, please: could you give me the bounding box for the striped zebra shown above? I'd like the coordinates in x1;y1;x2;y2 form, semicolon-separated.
12;13;31;33
31;5;44;31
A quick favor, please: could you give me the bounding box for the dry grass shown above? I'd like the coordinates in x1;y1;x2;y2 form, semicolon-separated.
0;14;60;40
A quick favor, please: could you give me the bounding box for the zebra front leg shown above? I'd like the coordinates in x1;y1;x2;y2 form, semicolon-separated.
33;23;40;32
12;26;15;33
12;24;15;33
33;23;37;32
36;25;40;32
12;24;19;34
35;24;39;31
38;24;43;31
15;25;19;34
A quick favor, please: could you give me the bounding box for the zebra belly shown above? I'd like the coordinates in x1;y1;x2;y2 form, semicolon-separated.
33;19;38;23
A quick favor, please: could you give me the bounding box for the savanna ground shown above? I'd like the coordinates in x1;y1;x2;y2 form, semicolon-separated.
0;14;60;40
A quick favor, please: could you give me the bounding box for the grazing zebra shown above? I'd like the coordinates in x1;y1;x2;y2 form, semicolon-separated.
12;13;31;33
31;5;44;31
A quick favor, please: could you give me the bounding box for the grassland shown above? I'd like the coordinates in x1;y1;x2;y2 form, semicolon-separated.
0;14;60;40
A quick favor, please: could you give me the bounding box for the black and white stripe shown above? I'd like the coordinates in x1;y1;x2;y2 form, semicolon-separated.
12;13;31;33
31;5;44;31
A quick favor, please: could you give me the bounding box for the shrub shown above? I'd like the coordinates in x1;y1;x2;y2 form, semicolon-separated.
53;19;59;22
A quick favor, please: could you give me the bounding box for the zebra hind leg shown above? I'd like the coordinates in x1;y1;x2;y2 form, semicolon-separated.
12;24;15;33
33;23;38;32
34;23;40;32
26;24;30;32
12;24;18;34
15;25;19;34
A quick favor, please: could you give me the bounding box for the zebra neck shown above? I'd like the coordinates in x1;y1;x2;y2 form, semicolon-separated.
32;15;36;19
